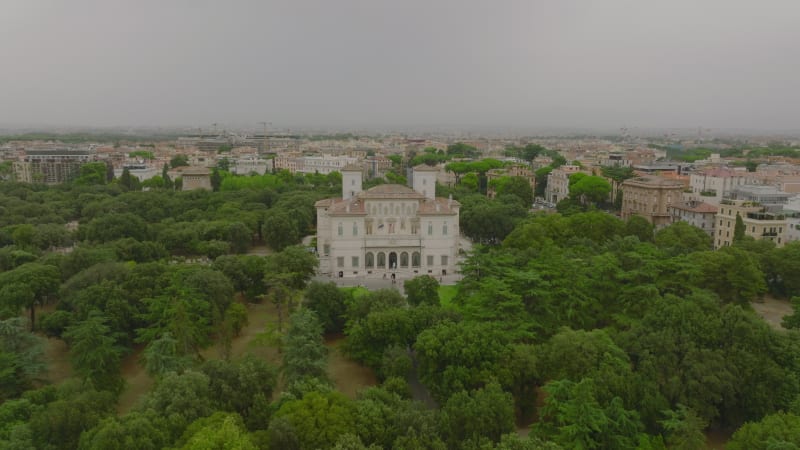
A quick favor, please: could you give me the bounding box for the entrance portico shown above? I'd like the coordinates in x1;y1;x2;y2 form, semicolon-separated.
364;248;422;274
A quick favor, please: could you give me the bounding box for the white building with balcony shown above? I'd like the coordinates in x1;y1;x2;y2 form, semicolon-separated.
688;168;751;205
315;165;461;278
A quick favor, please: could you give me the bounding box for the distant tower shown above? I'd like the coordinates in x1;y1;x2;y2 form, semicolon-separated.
341;165;362;200
412;165;438;200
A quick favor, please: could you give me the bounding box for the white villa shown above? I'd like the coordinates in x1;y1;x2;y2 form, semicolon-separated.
315;165;462;278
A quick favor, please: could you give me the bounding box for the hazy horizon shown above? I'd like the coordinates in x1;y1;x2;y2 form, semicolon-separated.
2;1;799;132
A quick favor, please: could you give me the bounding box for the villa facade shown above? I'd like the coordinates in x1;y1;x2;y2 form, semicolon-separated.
315;165;461;278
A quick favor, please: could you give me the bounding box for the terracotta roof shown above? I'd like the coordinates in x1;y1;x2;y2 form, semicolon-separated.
315;187;459;216
671;201;718;214
359;184;425;199
417;198;460;215
327;198;366;215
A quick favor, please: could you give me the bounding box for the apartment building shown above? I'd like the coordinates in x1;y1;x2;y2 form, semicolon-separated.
181;167;212;191
668;201;717;236
729;185;791;209
621;176;685;229
487;165;536;199
714;199;788;249
299;155;360;175
688;168;751;205
12;148;96;184
545;165;586;204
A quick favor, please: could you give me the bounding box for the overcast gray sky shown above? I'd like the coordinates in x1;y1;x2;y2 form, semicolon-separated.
1;0;798;131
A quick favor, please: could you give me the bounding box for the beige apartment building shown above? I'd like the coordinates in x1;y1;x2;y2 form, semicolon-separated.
487;165;536;199
621;176;685;229
181;167;212;191
714;199;788;249
545;165;586;203
13;149;96;184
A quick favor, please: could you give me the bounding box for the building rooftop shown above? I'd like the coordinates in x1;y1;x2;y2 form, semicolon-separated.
181;167;211;176
700;167;745;177
360;184;425;199
670;201;718;214
623;176;685;188
412;164;440;172
25;149;94;156
315;184;459;215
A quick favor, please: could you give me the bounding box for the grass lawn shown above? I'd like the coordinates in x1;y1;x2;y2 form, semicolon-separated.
438;285;459;309
340;286;370;299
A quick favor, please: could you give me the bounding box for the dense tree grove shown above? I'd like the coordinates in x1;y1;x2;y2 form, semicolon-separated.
2;159;800;449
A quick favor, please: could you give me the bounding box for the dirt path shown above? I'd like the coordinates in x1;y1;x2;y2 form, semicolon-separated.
116;302;281;414
42;337;72;384
117;302;378;412
116;347;153;413
325;336;377;399
752;296;793;330
200;302;282;364
48;300;376;414
245;245;273;257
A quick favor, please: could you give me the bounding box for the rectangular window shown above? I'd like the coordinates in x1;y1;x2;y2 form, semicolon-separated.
442;223;448;235
323;244;330;256
426;255;434;266
337;257;344;268
351;256;359;267
441;255;448;266
428;223;433;235
352;224;358;236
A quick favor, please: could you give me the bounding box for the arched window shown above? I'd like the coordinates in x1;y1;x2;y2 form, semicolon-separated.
377;252;386;268
365;252;374;268
400;252;409;267
411;251;421;267
338;222;343;236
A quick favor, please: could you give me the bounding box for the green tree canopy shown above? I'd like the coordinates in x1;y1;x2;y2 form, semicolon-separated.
270;391;356;450
403;275;440;307
63;312;124;392
170;155;189;168
569;175;611;205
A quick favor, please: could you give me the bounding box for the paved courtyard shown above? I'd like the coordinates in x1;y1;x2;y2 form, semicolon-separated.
313;272;463;295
